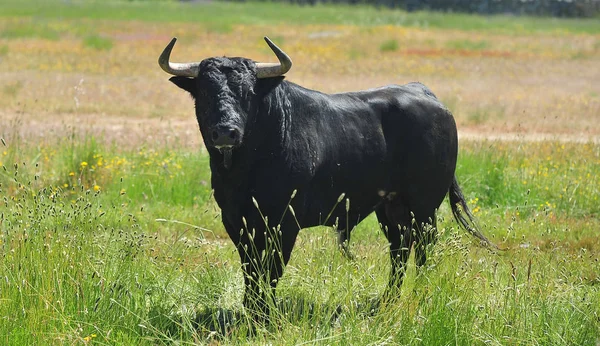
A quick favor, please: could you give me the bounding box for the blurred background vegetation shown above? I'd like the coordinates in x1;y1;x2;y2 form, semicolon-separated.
216;0;599;17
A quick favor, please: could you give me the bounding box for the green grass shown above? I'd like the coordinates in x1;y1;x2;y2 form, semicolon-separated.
446;39;491;51
0;133;598;344
379;39;399;52
0;0;599;34
0;21;60;40
465;104;506;126
82;34;114;51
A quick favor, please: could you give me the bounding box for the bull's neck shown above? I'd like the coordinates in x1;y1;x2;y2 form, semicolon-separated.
258;81;295;153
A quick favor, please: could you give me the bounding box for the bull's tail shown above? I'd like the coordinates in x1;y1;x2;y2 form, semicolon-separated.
449;176;498;250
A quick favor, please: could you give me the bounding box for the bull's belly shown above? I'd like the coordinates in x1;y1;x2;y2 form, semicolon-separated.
297;185;384;229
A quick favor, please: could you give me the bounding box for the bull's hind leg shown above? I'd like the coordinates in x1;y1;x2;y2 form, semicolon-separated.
414;212;438;268
375;201;413;292
337;228;355;260
336;212;361;260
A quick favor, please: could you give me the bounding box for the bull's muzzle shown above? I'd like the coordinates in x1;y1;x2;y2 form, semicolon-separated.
211;125;241;148
211;125;242;169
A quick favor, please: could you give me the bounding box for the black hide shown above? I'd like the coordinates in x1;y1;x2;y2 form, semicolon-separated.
169;56;487;320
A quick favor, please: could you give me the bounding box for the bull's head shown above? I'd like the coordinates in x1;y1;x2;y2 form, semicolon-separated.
158;37;292;169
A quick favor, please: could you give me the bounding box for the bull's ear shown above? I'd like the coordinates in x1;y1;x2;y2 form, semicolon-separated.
169;76;196;97
255;76;284;97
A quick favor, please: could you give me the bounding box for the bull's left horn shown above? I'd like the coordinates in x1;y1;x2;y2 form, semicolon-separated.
256;37;293;79
158;37;201;78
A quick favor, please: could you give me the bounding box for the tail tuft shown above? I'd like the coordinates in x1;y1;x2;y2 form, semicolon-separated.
449;176;499;250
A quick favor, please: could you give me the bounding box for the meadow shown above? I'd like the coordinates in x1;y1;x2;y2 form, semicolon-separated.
0;1;599;344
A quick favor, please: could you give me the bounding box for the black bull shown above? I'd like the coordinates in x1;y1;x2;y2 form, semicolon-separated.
159;37;493;318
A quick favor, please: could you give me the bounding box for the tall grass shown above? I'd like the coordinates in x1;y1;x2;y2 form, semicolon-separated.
0;133;598;344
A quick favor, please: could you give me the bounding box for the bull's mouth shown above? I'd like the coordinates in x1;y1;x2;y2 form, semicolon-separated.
215;145;234;169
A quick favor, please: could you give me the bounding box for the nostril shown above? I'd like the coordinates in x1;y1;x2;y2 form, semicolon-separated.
212;126;240;146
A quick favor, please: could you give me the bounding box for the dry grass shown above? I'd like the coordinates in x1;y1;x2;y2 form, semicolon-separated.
0;20;599;147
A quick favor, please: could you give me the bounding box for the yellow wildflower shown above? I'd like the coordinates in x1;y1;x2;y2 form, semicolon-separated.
93;185;100;192
83;333;97;342
69;172;75;177
81;162;88;167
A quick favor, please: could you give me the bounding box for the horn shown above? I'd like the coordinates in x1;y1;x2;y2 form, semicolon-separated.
158;37;201;78
256;36;293;79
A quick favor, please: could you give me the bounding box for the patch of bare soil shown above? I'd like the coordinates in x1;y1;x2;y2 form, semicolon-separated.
1;23;598;147
0;111;203;149
2;109;598;152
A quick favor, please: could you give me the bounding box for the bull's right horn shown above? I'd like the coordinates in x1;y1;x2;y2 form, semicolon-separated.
256;37;293;79
158;37;201;78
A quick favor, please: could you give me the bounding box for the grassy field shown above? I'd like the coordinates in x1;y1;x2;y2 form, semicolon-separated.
1;131;598;345
2;0;600;34
0;1;599;345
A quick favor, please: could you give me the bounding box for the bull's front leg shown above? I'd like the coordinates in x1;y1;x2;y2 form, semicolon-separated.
221;215;269;322
236;221;292;324
237;234;273;324
239;217;301;324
